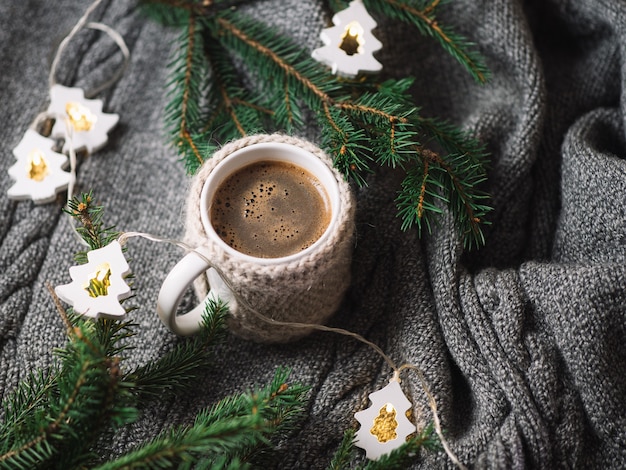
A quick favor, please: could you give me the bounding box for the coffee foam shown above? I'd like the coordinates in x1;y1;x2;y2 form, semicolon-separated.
210;161;331;258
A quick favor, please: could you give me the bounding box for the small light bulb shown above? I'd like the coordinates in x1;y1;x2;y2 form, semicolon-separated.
66;101;98;132
26;149;49;181
84;263;112;298
348;22;362;38
340;21;365;56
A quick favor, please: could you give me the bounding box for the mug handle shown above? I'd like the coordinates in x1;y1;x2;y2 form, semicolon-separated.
156;250;233;335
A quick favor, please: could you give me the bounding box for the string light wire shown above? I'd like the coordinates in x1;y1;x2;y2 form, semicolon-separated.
51;2;464;465
45;0;129;243
117;230;466;468
49;0;130;98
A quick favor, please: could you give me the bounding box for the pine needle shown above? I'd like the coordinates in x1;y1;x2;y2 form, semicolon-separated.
140;0;493;248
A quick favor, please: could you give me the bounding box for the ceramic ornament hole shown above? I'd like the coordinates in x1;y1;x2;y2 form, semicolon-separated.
340;21;365;56
370;403;399;443
27;149;49;181
66;101;98;132
83;263;112;298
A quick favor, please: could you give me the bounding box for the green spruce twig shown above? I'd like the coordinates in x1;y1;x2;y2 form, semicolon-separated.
141;0;493;248
165;13;213;174
0;316;137;470
327;428;359;469
364;0;490;83
92;368;308;470
125;297;229;401
327;424;439;470
64;191;120;259
1;193;309;469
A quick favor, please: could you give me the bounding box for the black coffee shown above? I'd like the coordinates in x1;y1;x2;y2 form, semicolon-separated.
210;160;332;258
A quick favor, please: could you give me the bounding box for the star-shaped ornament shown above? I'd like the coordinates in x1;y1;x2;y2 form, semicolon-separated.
55;241;131;320
47;84;119;154
312;0;383;78
7;129;72;204
354;378;417;460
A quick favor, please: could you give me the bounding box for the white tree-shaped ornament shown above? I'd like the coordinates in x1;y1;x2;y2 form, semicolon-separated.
47;84;119;154
55;241;131;320
312;0;382;78
7;129;72;204
354;378;417;460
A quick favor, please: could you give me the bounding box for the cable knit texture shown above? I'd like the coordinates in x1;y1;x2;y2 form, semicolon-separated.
0;0;625;468
183;134;356;342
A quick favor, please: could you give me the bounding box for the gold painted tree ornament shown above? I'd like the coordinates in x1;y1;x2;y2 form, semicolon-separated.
47;84;119;154
354;377;417;460
55;240;131;319
7;129;72;204
312;0;382;78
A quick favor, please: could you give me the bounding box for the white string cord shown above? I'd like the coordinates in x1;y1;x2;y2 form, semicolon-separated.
49;0;104;90
62;117;91;247
48;0;130;97
398;364;468;470
65;118;77;203
117;230;466;468
81;22;130;98
28;111;53;132
44;0;129;242
51;4;464;466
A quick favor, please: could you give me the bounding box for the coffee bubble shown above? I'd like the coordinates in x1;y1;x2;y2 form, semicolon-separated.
209;160;331;258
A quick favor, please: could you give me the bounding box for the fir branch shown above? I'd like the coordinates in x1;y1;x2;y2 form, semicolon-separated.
1;194;138;469
211;12;403;176
335;84;419;170
125;298;229;400
193;368;307;444
360;424;439;469
211;13;340;103
0;321;135;469
149;3;489;247
3;193;301;470
65;192;120;258
325;0;489;82
64;194;138;356
202;37;266;138
208;11;491;246
139;0;190;26
95;317;138;358
325;424;439;470
93;368;307;470
326;428;357;470
141;0;493;247
416;115;489;165
321;120;373;186
165;11;210;173
396;147;490;248
93;414;264;470
365;0;490;83
0;370;56;446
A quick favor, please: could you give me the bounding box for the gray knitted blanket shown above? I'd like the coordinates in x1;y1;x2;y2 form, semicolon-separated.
1;0;625;468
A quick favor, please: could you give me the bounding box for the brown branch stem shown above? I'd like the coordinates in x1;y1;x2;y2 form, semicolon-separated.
417;159;429;219
0;361;92;465
382;0;486;83
180;15;204;166
216;16;408;131
421;147;481;234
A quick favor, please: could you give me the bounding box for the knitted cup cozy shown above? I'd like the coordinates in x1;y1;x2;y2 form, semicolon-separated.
184;134;356;343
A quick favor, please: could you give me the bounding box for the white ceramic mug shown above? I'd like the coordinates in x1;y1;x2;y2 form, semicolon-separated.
156;135;355;342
